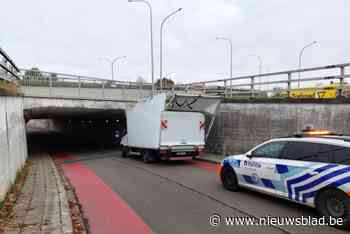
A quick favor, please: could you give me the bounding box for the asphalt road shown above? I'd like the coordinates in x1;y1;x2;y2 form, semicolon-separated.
64;149;347;234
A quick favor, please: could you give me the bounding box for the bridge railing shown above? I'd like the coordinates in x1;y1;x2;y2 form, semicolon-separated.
177;62;350;98
0;47;20;82
20;69;153;88
19;62;350;99
19;69;154;99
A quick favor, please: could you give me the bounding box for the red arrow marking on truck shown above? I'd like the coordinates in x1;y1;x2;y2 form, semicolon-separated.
160;120;168;129
199;120;205;130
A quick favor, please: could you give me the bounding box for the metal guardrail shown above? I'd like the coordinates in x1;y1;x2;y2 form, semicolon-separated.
0;47;20;82
19;69;189;98
177;62;350;98
20;68;152;87
19;68;158;99
19;62;350;99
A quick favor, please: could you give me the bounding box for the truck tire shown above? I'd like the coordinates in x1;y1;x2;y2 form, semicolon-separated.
143;150;153;163
122;147;130;158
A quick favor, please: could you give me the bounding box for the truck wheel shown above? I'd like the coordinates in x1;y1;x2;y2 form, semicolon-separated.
220;166;239;191
143;150;153;163
316;188;350;229
122;147;130;158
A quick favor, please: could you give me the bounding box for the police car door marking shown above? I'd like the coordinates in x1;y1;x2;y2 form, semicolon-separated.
243;175;255;184
295;165;349;195
285;164;338;200
302;175;350;203
291;165;345;193
294;166;350;201
261;178;275;189
243;160;261;169
286;165;350;201
276;164;288;174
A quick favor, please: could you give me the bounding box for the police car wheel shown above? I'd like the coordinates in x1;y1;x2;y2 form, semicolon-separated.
221;167;239;191
316;188;350;229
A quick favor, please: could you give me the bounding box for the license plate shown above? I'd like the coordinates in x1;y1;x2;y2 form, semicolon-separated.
176;152;187;155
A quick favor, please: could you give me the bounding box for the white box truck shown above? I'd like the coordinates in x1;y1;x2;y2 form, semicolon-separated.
121;94;206;163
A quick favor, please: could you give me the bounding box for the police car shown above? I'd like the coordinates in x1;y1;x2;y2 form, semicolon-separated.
220;129;350;228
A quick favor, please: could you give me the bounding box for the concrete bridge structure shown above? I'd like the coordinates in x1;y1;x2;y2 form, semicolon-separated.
20;68;153;101
23;96;136;120
18;70;152;137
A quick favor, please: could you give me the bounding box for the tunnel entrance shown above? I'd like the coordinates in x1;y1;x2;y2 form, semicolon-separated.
25;108;127;153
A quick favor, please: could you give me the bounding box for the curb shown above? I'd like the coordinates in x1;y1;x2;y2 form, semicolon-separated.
53;157;91;234
195;157;221;165
50;157;74;234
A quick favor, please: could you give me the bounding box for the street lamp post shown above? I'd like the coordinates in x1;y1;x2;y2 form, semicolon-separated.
249;54;262;89
249;54;262;76
166;72;176;79
298;41;317;88
128;0;155;96
100;56;127;81
216;37;233;97
160;8;183;91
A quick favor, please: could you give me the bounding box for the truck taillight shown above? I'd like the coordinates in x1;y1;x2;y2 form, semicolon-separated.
196;146;205;155
199;120;205;130
161;120;168;129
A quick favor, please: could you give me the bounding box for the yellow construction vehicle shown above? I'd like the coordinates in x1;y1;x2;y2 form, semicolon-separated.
277;83;350;99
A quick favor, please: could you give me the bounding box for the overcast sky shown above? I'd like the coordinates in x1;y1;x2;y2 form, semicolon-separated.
2;0;350;84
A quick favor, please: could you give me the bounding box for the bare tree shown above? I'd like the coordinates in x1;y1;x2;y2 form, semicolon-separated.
136;76;147;84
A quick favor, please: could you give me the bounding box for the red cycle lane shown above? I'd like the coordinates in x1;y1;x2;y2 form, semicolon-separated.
188;160;221;174
55;153;155;234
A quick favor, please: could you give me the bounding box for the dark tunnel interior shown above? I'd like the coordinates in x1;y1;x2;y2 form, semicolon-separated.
26;116;127;154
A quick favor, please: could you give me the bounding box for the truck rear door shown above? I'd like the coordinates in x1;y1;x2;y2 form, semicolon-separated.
160;111;205;148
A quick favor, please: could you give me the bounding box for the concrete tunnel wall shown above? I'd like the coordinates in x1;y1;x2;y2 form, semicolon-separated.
0;96;27;202
23;97;130;145
206;102;350;155
23;97;135;111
